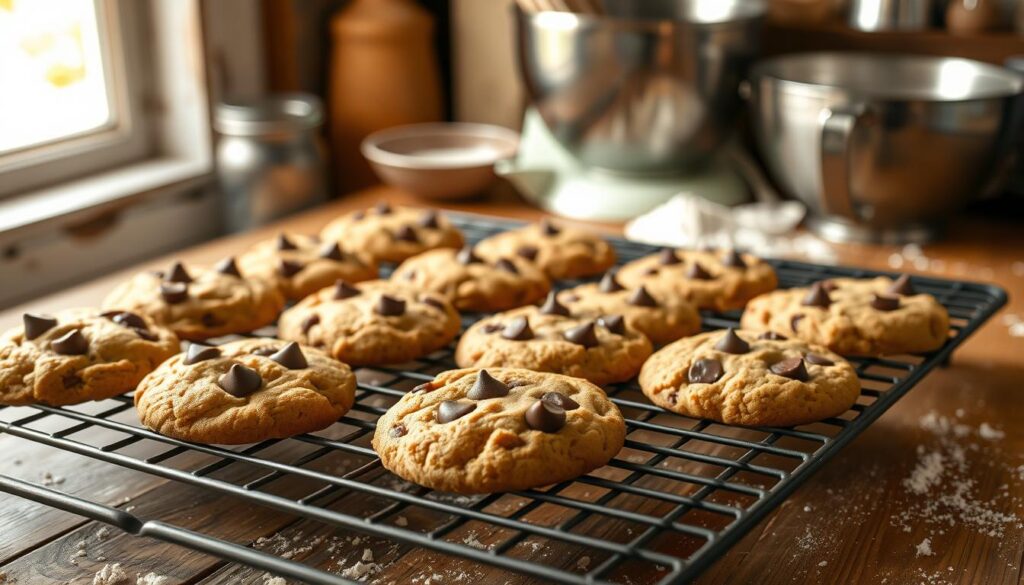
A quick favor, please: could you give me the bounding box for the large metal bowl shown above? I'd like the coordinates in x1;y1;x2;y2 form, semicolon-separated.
748;53;1024;243
515;0;765;175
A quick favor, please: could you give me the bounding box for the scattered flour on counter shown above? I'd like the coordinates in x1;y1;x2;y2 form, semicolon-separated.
135;573;169;585
394;515;408;527
915;538;934;557
979;423;1006;441
817;561;828;567
462;532;487;550
576;556;590;570
92;563;131;585
96;527;111;540
262;576;287;585
40;472;65;486
340;561;380;581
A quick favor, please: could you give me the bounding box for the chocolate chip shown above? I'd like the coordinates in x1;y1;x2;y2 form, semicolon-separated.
482;322;503;334
723;249;747;269
333;280;361;300
542;392;579;411
269;341;308;369
23;314;58;340
134;328;158;341
375;201;392;215
301;314;320;333
412;382;435;393
437;400;476;423
627;286;658;308
214;257;242;277
658;248;681;265
517;246;539;261
598;314;626;335
714;328;750;354
759;331;787;341
467;370;510;400
643;267;660;276
599;271;624;293
165;261;192;283
686;262;712;280
801;282;832;308
280;259;305;277
421;297;447;312
540;219;560;236
184;343;221;364
319;242;344;261
804;353;834;366
394;225;418;243
539;292;570;316
390;424;408;438
277;234;298;250
160;282;189;304
770;357;809;381
791;314;804;333
502;316;533;340
821;280;839;292
491;258;517;275
201;312;223;327
375;294;406;316
871;294;900;311
564;321;598;348
218;363;263;397
51;329;88;355
525;400;566;432
688;358;724;384
888;274;915;296
456;246;482;265
251;346;278;356
418;211;440;229
112;312;147;330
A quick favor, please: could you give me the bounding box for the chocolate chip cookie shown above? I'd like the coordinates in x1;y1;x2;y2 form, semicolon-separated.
135;338;355;444
474;219;616;280
319;203;464;264
390;246;551;312
455;304;652;385
558;271;702;345
616;248;778;312
740;275;950;356
373;367;625;493
277;280;461;366
0;309;179;406
639;328;860;427
239;233;378;301
103;260;285;341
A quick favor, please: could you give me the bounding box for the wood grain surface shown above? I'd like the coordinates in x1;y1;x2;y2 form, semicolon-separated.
0;185;1021;585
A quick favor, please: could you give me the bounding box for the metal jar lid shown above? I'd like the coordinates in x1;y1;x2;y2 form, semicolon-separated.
214;93;324;137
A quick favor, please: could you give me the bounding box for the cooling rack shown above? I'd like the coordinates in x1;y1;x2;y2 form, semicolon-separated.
0;214;1007;585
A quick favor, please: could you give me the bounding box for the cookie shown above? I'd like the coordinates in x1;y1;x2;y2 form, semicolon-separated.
455;304;652;385
638;328;860;427
135;338;355;444
390;246;551;312
558;271;702;345
0;309;179;406
739;275;950;356
239;233;378;301
319;203;464;264
277;280;461;366
103;260;285;341
616;248;778;312
474;219;616;280
372;367;625;493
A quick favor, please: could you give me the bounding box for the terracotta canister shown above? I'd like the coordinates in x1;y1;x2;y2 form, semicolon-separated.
329;0;444;193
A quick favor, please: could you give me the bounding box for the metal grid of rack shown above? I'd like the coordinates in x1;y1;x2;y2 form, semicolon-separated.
0;214;1007;584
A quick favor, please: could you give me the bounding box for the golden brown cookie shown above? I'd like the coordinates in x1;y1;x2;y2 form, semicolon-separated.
558;271;702;345
239;233;378;301
390;246;551;312
740;275;950;356
638;328;860;427
372;367;625;494
455;304;652;385
474;219;616;280
0;309;179;406
616;248;777;312
277;280;461;366
319;203;464;264
103;260;285;341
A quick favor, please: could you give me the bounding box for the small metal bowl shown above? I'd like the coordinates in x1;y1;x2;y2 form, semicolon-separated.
361;123;520;200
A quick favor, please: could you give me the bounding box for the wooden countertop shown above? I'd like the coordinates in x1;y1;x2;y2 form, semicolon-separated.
1;185;1021;585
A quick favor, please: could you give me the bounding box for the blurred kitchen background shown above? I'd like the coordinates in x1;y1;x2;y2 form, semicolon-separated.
1;0;1023;309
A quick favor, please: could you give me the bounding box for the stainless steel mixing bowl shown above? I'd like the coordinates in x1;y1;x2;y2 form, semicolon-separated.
748;53;1024;243
515;0;765;175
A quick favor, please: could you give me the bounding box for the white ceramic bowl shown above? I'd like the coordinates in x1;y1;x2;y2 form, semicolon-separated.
361;123;520;200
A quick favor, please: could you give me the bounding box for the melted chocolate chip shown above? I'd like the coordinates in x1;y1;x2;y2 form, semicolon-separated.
333;280;361;300
390;424;408;438
421;297;447;312
627;286;658;308
686;262;712;280
723;249;747;269
280;259;305;277
658;248;681;265
437;400;476;423
888;274;915;296
51;329;88;355
791;314;804;333
759;331;788;341
688;358;724;384
301;314;320;333
539;292;570;316
319;242;344;261
134;328;158;341
165;261;192;284
495;258;519;274
540;219;560;236
564;321;599;348
184;343;221;365
502;316;533;340
214;257;242;277
770;357;809;381
23;314;58;340
269;341;308;369
599;271;624;293
804;353;834;366
517;246;539;261
412;382;435;393
418;210;440;229
251;346;278;356
277;234;298;251
598;314;626;335
714;328;750;354
375;201;392;215
456;246;482;265
481;322;503;334
112;312;147;330
218;363;263;397
467;370;510;400
394;225;418;243
375;294;406;316
871;294;900;311
801;282;832;308
643;267;660;276
160;282;189;304
542;392;579;411
525;400;566;432
201;312;223;327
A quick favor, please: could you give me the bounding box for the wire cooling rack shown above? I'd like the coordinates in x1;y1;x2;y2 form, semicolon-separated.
0;214;1007;584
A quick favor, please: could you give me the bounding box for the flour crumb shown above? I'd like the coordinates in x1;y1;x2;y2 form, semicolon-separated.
93;563;131;585
96;527;111;540
340;561;380;580
978;423;1005;441
916;538;934;557
576;556;590;570
954;408;965;418
802;505;812;513
40;472;65;486
817;560;828;567
136;573;170;585
394;515;408;527
361;549;373;563
462;532;487;549
262;576;287;585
